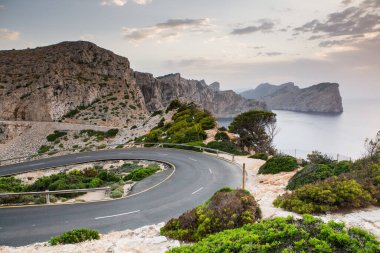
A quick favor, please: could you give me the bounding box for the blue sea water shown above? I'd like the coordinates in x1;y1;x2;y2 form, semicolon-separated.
218;99;380;160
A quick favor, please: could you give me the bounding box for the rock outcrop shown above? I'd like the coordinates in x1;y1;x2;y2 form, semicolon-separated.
240;82;343;113
0;41;266;125
0;41;148;127
134;72;267;118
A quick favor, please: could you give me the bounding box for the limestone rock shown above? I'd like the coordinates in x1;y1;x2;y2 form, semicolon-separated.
241;82;343;113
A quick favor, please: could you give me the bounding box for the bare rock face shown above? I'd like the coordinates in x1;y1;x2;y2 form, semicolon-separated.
0;41;267;125
241;82;343;113
134;72;267;118
0;41;148;127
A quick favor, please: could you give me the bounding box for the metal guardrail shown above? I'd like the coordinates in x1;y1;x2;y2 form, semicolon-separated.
0;187;110;204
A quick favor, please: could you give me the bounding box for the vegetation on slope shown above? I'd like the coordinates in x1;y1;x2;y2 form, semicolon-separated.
49;228;100;245
274;176;373;214
168;215;380;253
142;100;216;144
160;188;261;242
258;155;298;174
287;160;351;190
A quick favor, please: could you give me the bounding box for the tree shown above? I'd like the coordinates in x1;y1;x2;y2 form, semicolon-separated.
365;131;380;159
229;110;277;153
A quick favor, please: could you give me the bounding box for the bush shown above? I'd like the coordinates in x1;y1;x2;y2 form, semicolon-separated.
49;228;100;245
274;177;374;214
38;145;50;154
258;155;298;174
287;161;351;190
168;215;380;253
0;177;24;192
46;131;67;142
110;189;123;198
124;167;159;181
166;99;182;112
249;153;268;160
214;131;229;141
105;128;119;138
206;141;245;155
307;150;334;164
160;188;261;242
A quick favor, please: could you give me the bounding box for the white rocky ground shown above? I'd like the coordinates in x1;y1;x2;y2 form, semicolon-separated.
0;111;174;163
0;223;181;253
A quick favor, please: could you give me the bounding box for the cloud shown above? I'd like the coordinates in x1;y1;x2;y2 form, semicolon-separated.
295;0;380;41
0;28;20;41
341;0;353;5
101;0;127;6
100;0;152;6
122;18;214;42
231;20;275;35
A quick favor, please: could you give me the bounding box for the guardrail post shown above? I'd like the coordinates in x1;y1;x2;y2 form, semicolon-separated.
242;163;246;190
216;150;219;157
45;190;50;204
232;155;235;162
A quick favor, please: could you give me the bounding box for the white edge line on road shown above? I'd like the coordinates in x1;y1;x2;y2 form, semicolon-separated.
94;210;140;220
209;168;213;174
188;157;197;162
76;156;92;158
27;162;45;166
192;187;203;195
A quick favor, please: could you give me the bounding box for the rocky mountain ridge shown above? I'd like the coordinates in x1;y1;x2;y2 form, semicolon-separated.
0;41;266;126
240;82;343;113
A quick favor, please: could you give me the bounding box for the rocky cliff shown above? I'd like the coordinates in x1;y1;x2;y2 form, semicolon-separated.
0;41;148;127
134;72;266;118
240;82;343;113
0;41;266;125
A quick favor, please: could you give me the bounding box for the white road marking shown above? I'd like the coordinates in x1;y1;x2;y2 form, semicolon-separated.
161;153;168;156
209;168;213;174
188;157;197;162
192;187;204;195
27;162;45;166
94;210;140;220
76;156;92;158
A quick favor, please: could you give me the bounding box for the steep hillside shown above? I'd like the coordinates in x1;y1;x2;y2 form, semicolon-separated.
241;82;343;113
0;41;266;125
134;72;267;118
0;41;148;127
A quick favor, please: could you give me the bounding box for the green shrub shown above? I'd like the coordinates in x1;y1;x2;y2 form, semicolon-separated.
274;177;374;214
0;177;25;192
307;150;334;164
249;153;268;160
105;128;119;138
287;161;351;190
258;155;298;174
160;188;261;242
46;130;67;142
166;99;182;112
38;145;51;154
110;189;123;198
206;141;245;155
168;215;380;253
49;228;100;245
124;167;159;181
214;131;229;141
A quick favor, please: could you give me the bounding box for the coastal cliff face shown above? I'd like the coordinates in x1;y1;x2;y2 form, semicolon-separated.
0;41;148;127
240;82;343;113
134;72;267;118
0;41;266;125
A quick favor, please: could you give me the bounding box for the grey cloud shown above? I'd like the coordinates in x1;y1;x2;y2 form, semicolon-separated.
231;20;275;35
295;1;380;39
122;18;212;41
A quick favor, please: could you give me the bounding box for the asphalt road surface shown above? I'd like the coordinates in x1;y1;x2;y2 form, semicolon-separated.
0;148;241;246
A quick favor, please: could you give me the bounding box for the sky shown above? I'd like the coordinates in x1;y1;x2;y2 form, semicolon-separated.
0;0;379;99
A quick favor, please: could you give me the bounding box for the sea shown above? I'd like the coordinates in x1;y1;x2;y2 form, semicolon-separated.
217;99;380;160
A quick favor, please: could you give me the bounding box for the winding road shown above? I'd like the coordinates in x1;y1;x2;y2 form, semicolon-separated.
0;148;241;246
